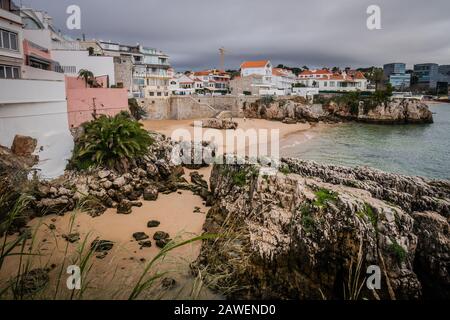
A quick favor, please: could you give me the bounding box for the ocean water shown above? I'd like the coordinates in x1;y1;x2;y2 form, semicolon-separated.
281;103;450;180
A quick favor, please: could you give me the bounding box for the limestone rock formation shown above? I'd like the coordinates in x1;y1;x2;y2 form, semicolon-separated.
326;99;434;124
199;118;238;130
243;97;433;124
194;159;449;300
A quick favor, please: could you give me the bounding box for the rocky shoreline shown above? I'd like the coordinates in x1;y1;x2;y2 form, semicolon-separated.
243;97;434;124
2;127;448;300
194;158;449;300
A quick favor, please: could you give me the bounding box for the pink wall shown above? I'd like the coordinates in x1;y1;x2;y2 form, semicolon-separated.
23;40;52;60
95;75;109;88
65;77;129;128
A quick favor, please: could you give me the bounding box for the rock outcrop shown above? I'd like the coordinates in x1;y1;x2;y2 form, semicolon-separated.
243;97;433;124
199;118;238;130
326;99;434;124
1;132;216;223
194;159;449;300
243;99;328;123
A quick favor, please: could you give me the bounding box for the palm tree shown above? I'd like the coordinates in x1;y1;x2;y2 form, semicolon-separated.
78;69;94;88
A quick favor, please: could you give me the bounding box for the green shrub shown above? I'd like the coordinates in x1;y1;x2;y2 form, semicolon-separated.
313;188;338;207
389;239;407;264
299;203;315;233
279;165;291;175
357;203;377;228
231;171;247;187
70;113;153;172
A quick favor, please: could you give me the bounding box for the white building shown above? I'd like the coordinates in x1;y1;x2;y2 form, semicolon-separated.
0;0;23;79
272;68;296;95
297;69;368;92
169;73;195;95
193;69;230;95
240;60;276;94
51;45;116;85
0;2;73;179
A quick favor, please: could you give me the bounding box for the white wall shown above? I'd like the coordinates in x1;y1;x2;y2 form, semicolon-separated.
22;65;65;81
0;79;74;179
292;87;319;97
51;50;116;85
241;67;271;77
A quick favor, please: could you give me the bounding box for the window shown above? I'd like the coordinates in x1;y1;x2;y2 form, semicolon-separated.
0;65;21;79
330;81;335;87
0;29;19;51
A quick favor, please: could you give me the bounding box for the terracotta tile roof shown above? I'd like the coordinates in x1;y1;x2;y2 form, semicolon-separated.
299;69;332;76
194;70;210;76
241;60;270;69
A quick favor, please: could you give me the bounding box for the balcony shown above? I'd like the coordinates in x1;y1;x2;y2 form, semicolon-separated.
51;41;82;51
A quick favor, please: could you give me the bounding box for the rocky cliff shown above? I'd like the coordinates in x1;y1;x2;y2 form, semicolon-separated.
194;159;449;300
326;99;434;124
243;98;433;124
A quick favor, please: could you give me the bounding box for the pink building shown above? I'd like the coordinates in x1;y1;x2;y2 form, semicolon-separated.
65;76;128;128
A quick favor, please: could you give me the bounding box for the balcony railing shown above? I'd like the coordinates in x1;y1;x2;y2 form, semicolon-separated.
51;41;82;51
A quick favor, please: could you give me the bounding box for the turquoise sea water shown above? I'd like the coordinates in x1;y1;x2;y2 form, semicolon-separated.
281;103;450;180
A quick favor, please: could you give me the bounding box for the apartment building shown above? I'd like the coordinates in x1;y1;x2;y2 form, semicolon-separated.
0;2;73;178
272;67;296;95
297;69;333;87
169;73;195;95
193;69;230;95
0;0;22;79
298;69;367;92
238;60;277;95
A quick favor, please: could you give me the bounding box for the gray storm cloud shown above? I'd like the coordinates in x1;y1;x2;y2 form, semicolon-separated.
21;0;450;70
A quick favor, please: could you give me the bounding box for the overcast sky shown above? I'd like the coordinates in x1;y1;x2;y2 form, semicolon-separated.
21;0;450;71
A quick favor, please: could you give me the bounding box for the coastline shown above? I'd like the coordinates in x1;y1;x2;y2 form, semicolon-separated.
1;118;317;299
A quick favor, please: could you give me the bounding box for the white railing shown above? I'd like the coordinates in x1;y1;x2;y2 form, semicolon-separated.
51;41;82;51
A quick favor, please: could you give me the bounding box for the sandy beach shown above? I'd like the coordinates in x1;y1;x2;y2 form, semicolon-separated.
1;118;318;299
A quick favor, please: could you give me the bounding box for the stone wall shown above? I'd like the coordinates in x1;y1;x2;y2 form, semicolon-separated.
114;56;133;93
138;95;259;120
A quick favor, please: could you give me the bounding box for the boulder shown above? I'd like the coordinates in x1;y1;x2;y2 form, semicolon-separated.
11;135;37;157
98;170;111;179
133;232;149;241
113;176;126;188
117;200;133;214
143;186;158;201
147;220;161;228
200;118;238;130
153;231;169;241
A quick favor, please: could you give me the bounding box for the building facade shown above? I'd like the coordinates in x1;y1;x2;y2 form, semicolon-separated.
239;60;276;94
272;67;296;95
193;69;230;95
384;63;411;89
0;0;23;79
169;73;195;95
0;2;73;178
414;63;439;89
298;69;367;92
